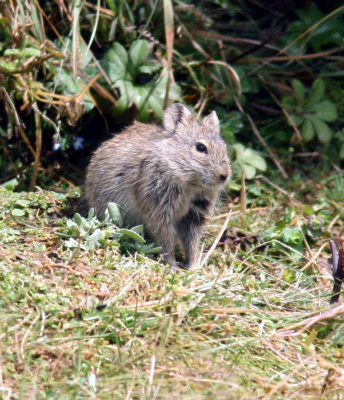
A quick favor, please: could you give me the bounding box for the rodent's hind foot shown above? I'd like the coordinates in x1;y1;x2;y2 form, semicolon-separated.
170;262;189;272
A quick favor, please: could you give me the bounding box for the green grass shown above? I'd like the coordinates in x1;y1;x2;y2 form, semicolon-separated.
0;175;343;400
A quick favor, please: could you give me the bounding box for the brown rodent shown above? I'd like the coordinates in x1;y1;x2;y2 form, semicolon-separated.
85;103;231;269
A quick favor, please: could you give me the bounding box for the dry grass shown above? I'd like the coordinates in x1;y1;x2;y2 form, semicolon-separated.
0;175;343;400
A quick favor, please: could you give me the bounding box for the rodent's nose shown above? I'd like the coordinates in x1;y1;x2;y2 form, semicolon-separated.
219;174;228;183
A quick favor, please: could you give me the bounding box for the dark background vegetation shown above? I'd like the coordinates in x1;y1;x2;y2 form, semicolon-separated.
0;0;343;190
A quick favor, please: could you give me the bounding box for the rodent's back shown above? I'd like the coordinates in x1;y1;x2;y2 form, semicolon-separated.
85;122;163;219
85;104;231;222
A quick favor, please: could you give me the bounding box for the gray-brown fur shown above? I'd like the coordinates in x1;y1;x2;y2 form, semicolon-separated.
85;104;231;269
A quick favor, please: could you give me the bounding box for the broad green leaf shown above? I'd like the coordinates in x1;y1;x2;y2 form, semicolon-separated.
241;150;266;171
107;42;129;80
283;269;296;284
138;61;161;74
147;90;164;118
131;225;144;235
88;208;95;219
136;70;180;119
282;227;303;245
73;213;83;226
340;144;344;160
301;119;315;141
114;80;136;113
64;237;80;248
232;143;245;158
129;40;150;69
305;79;325;109
66;220;81;236
4;48;41;58
292;79;305;104
289;114;303;127
0;59;19;73
281;96;297;111
132;86;146;109
303;205;315;216
15;199;30;208
11;208;25;217
227;181;241;191
107;202;123;226
86;229;104;250
311;118;333;143
240;164;256;180
53;69;94;113
2;178;18;191
311;100;337;122
117;228;146;243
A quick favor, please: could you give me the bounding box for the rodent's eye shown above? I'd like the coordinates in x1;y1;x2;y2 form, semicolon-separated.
195;143;208;153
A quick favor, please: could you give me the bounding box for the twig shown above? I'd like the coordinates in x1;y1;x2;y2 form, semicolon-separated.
277;303;344;336
29;104;42;191
240;174;246;215
200;210;232;268
301;242;328;272
247;4;344;76
257;175;302;206
212;207;269;220
1;88;36;158
234;97;288;179
191;29;279;51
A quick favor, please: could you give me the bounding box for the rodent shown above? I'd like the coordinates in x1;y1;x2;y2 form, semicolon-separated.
85;103;231;269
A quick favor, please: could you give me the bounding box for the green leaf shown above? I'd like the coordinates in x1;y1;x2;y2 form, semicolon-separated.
131;225;144;235
311;118;333;143
340;144;344;160
305;79;325;109
64;237;80;249
86;229;104;250
289;114;303;127
0;59;19;73
88;208;95;219
311;101;337;122
301;119;315;141
53;69;94;113
2;178;18;191
138;61;161;74
240;164;256;180
244;151;266;171
11;208;26;217
107;202;123;226
292;79;305;104
117;228;146;243
73;213;84;226
282;227;303;245
281;96;298;111
15;199;30;208
66;220;81;236
129;40;151;69
232;144;266;179
106;42;129;81
4;48;41;58
283;268;296;284
232;143;245;158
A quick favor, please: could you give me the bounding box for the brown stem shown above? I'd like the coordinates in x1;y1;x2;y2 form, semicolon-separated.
29;106;42;191
240;173;246;216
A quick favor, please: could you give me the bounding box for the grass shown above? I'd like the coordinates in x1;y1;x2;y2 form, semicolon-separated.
0;174;343;400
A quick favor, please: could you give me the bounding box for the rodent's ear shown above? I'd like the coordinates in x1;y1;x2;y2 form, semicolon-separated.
163;103;192;133
203;111;220;134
